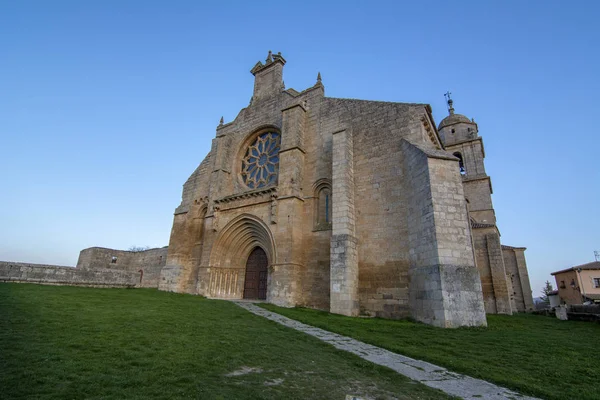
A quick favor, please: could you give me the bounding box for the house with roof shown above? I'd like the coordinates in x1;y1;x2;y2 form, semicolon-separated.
551;261;600;304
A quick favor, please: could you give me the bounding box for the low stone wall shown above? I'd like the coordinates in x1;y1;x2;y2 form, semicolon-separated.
567;304;600;322
570;304;600;314
77;247;168;288
0;261;137;288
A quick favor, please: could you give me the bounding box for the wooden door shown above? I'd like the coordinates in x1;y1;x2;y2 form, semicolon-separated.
243;247;268;300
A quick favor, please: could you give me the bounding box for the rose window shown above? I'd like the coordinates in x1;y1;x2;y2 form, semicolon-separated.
241;132;281;189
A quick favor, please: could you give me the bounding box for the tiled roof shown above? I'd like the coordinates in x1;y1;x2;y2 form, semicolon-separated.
551;261;600;275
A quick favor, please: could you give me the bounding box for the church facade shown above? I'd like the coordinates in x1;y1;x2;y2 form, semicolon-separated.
158;52;533;328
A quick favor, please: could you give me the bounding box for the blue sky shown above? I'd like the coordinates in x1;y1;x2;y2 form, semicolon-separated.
1;1;598;297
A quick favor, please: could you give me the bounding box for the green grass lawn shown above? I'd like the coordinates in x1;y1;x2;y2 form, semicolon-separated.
0;284;452;400
260;304;600;400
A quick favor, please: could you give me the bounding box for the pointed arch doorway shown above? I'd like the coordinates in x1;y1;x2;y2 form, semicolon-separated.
243;247;268;300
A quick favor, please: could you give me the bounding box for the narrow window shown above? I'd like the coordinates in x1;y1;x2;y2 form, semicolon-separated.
313;181;332;230
318;187;332;226
593;278;600;288
325;193;330;223
560;280;566;289
453;152;466;175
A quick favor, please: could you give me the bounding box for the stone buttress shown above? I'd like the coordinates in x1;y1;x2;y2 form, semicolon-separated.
437;96;533;313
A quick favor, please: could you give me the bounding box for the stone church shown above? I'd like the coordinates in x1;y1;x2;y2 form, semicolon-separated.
158;51;534;328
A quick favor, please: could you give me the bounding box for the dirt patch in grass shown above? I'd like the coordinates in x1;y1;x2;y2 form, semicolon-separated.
225;366;263;376
263;378;284;386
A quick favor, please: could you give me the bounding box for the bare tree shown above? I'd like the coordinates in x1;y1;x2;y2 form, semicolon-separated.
128;245;150;253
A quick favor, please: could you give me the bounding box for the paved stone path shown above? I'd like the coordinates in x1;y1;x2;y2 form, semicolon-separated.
235;302;539;400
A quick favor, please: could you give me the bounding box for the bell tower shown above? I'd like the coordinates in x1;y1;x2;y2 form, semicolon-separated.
438;94;513;314
438;94;494;225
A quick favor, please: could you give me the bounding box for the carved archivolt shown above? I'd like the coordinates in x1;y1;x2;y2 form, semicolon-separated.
206;214;276;299
312;178;332;193
209;214;277;270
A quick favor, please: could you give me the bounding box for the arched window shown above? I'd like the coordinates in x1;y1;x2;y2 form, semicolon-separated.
318;187;332;224
453;152;466;175
191;205;208;260
197;205;208;243
313;179;332;230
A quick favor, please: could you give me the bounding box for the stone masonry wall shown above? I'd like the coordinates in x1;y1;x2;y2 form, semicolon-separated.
472;228;497;313
502;246;534;312
270;102;308;307
0;261;137;287
514;249;534;311
77;247;168;288
402;140;487;327
319;98;435;319
330;128;359;316
484;234;512;314
502;247;525;311
463;178;495;224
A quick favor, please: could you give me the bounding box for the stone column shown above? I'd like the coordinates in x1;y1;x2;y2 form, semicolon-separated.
330;129;359;316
